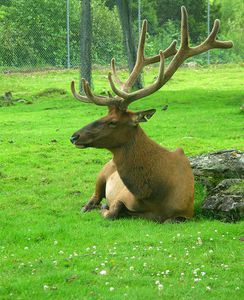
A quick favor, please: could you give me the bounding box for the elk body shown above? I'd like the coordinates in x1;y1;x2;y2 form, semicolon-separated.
70;7;233;222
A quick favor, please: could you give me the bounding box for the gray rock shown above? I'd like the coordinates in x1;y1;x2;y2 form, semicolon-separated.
190;150;244;222
190;150;244;189
202;179;244;222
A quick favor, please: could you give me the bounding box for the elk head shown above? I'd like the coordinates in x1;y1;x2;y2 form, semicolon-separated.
70;6;233;150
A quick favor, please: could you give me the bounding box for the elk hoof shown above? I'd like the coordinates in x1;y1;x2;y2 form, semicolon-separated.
101;204;109;210
82;202;101;213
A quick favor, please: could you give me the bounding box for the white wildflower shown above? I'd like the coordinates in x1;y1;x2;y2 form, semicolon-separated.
99;270;107;275
109;287;114;291
197;237;203;245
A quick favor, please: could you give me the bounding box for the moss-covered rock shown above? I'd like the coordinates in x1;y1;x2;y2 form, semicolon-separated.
190;150;243;222
202;179;244;222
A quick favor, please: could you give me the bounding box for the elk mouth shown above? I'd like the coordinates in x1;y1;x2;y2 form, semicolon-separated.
70;135;92;148
74;143;91;149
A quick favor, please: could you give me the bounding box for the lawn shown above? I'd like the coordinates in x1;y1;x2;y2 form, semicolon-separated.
0;64;243;299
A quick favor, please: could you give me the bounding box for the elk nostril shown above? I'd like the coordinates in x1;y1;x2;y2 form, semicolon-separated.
70;134;79;144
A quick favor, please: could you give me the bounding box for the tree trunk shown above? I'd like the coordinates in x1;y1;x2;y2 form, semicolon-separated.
116;0;143;89
80;0;92;93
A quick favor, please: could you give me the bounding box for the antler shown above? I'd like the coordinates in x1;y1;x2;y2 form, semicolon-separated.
71;6;233;109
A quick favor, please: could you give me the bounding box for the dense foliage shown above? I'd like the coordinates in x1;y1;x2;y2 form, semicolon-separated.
0;0;242;70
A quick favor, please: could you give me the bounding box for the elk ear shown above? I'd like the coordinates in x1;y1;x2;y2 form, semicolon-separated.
132;109;156;125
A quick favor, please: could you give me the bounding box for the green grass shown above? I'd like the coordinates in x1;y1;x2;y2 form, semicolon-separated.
0;64;243;299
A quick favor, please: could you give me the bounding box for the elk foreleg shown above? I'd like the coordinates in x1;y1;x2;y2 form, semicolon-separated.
82;160;116;212
82;174;106;212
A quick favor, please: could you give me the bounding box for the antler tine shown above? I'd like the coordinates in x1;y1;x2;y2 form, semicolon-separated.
137;19;147;58
109;51;165;103
164;6;233;83
206;19;233;48
82;79;123;106
145;40;177;66
208;19;220;42
111;58;124;88
71;75;125;107
118;19;177;91
180;6;189;50
164;40;178;57
126;50;165;103
123;19;147;91
71;79;124;107
71;81;92;103
188;20;233;58
108;72;127;99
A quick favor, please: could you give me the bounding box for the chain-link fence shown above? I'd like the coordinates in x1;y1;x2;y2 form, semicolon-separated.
0;0;80;71
0;0;241;73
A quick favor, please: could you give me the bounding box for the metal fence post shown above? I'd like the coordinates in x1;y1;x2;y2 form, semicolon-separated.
138;0;141;38
207;0;210;65
66;0;71;68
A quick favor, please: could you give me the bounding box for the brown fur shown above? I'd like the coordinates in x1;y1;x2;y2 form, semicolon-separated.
71;106;194;222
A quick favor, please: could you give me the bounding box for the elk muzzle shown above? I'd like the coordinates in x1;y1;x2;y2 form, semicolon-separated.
70;134;80;144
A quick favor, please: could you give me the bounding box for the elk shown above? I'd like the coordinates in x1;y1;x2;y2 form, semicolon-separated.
70;7;233;222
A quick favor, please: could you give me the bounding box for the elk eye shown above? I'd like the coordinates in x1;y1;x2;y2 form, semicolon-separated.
108;120;118;128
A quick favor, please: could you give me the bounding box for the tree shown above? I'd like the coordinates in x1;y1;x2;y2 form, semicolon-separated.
80;0;92;91
116;0;143;89
216;0;244;60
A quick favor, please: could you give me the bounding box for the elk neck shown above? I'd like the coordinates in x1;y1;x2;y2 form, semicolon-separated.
109;126;167;199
